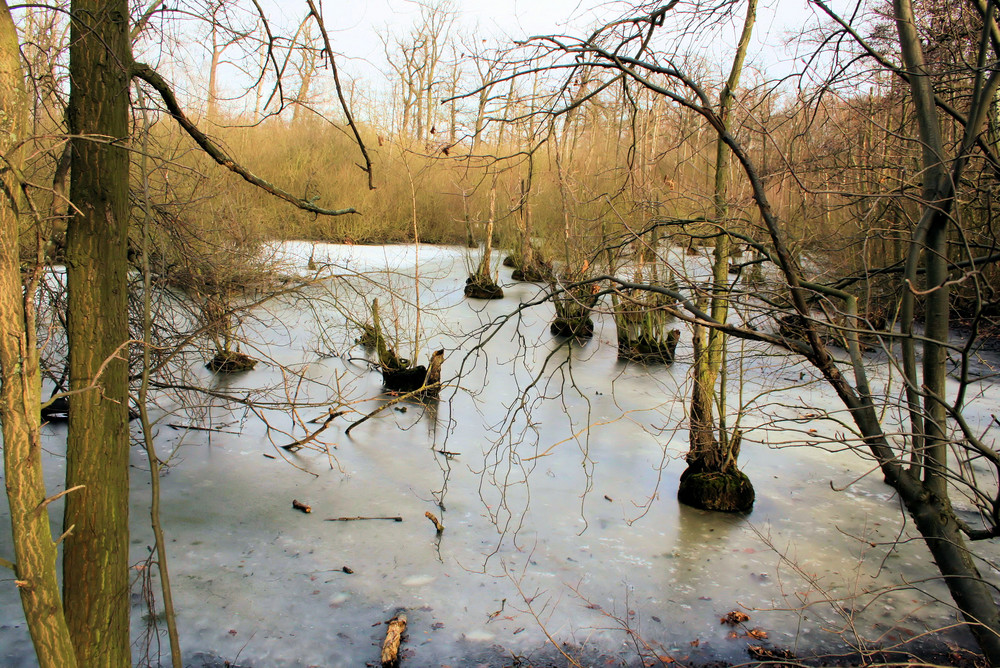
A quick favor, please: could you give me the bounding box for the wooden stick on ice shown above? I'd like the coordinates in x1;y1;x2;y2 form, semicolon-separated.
381;613;407;667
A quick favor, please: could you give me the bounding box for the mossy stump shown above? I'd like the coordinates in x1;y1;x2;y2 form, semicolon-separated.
464;277;504;300
207;351;258;373
619;329;680;364
512;263;553;283
677;468;755;513
550;316;594;338
356;323;378;348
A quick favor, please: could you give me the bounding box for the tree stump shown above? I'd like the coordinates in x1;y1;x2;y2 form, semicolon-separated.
619;329;680;364
207;351;257;373
464;276;504;300
677;468;755;513
511;261;553;283
550;316;594;338
382;365;428;393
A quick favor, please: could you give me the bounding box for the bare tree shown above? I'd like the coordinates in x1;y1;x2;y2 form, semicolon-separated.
382;0;456;141
506;0;1000;660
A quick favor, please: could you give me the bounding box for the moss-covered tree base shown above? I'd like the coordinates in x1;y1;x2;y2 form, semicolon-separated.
512;264;553;283
677;468;755;513
550;316;594;338
207;351;258;373
619;330;680;364
464;277;504;300
355;323;378;348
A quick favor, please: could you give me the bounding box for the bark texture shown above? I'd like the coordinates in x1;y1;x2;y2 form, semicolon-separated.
0;3;79;665
63;2;132;665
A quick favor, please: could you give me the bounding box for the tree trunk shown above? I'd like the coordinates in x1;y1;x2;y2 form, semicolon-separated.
0;3;79;665
63;1;132;665
207;20;221;120
680;0;757;512
891;0;1000;661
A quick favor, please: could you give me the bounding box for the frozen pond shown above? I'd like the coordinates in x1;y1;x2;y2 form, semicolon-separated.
1;243;998;666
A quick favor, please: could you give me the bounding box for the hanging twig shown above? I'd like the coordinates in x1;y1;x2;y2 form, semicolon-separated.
247;0;286;112
136;82;183;668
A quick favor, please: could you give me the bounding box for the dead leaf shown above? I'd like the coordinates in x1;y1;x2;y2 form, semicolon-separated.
721;610;750;625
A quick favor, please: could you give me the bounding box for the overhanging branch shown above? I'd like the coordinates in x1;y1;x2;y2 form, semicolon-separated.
130;61;359;217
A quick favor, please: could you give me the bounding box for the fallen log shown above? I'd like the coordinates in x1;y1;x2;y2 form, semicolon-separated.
324;516;402;522
381;613;407;667
292;499;312;514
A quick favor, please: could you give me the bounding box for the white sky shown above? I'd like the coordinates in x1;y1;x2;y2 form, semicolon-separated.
321;0;613;72
314;0;818;87
195;0;824;120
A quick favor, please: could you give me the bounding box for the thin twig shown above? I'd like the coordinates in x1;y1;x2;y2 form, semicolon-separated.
344;383;441;435
34;485;85;515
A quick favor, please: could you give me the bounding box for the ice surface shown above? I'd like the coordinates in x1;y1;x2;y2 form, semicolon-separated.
2;243;997;666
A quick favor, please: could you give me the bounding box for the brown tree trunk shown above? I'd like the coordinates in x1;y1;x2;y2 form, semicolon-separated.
0;3;79;665
63;1;132;665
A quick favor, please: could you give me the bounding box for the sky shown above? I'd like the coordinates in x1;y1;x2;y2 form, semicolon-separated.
319;0;613;76
320;0;816;75
200;0;826;121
